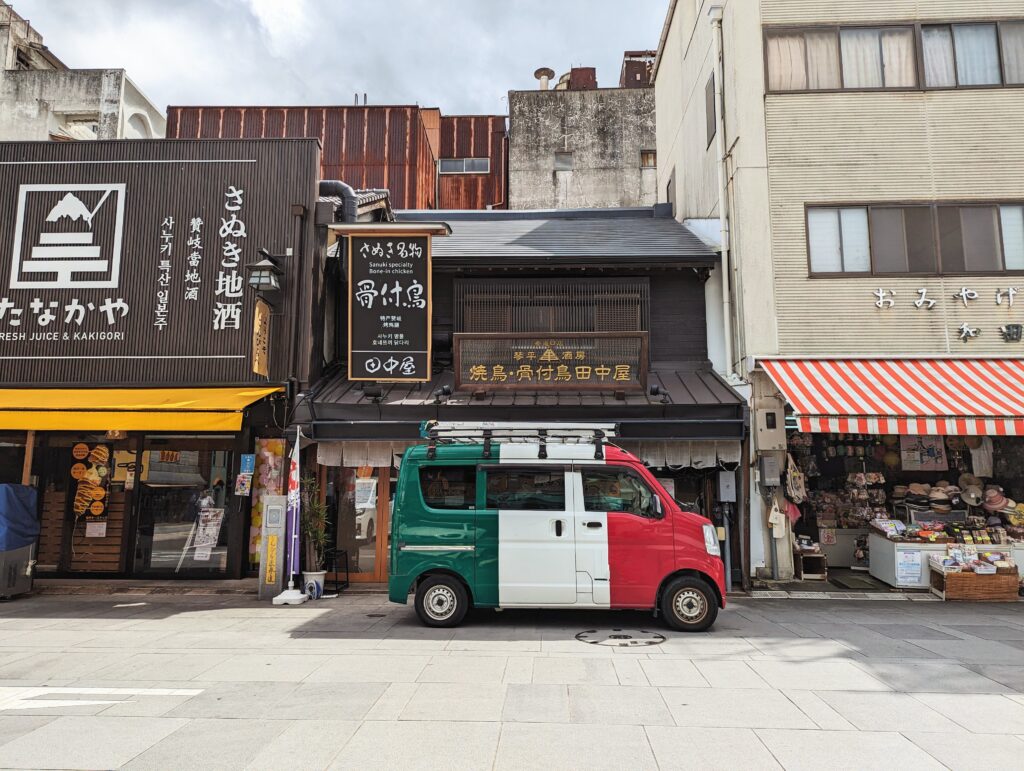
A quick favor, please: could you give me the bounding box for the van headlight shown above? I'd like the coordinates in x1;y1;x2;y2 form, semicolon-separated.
703;524;721;556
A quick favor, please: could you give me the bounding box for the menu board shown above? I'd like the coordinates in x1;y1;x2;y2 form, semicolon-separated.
348;234;431;382
68;442;111;523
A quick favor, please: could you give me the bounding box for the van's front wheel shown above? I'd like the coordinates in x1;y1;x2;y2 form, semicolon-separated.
415;575;469;628
660;575;718;633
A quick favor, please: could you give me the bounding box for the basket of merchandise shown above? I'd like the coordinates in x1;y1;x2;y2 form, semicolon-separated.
929;547;1019;601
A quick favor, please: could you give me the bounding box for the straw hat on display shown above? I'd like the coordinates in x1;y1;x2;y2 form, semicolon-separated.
983;488;1009;512
959;473;983;489
962;485;984;507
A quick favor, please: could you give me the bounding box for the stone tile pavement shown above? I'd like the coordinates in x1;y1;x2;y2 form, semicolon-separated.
0;591;1020;769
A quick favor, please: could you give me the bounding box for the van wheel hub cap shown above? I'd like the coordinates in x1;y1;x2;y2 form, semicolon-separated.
673;589;707;622
424;586;457;620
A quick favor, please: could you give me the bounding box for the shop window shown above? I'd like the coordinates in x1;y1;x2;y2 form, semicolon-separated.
581;467;656;518
486;469;565;510
419;466;476;510
133;438;235;576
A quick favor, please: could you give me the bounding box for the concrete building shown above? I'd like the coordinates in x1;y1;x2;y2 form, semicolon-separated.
508;54;657;210
655;0;1024;581
0;2;165;140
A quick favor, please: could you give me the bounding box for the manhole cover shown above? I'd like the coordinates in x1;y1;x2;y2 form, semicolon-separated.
575;628;666;647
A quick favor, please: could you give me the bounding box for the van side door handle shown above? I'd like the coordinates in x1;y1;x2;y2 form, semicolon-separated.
555;519;563;537
583;521;602;529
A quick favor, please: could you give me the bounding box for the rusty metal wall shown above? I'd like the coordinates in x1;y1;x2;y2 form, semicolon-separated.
0;138;320;386
168;106;438;210
438;115;508;209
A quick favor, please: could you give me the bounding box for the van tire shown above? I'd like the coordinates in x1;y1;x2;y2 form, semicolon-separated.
660;575;718;633
414;575;469;628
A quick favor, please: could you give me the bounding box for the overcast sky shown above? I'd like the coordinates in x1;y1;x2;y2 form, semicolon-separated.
11;0;666;115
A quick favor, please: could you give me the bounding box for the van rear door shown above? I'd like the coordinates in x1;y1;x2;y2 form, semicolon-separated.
488;466;577;606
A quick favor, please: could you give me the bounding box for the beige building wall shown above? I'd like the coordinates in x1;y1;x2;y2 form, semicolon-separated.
655;0;777;374
655;0;1024;578
768;90;1024;355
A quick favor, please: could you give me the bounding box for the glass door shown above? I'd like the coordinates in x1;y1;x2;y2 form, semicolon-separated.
132;438;234;576
323;465;391;581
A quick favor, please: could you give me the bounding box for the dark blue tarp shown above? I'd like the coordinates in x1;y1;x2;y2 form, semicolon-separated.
0;485;39;552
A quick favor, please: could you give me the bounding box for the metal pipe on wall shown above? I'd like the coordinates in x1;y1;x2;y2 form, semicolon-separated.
708;4;735;379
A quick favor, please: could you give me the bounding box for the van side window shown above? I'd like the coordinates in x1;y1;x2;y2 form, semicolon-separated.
486;469;565;510
581;467;655;518
419;466;477;510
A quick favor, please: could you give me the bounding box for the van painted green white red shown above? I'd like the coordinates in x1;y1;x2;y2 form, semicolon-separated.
388;431;726;632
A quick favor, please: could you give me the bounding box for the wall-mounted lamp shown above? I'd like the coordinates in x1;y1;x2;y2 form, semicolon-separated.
245;249;284;294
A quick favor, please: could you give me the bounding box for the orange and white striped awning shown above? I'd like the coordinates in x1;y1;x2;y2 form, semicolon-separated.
761;358;1024;436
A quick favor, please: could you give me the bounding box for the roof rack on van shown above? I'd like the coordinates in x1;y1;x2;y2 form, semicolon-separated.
420;421;618;462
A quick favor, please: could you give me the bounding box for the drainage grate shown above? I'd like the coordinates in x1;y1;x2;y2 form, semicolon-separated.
366;613;386;618
575;628;666;647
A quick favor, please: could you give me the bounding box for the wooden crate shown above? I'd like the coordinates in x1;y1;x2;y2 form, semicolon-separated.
929;566;1020;601
793;551;828;581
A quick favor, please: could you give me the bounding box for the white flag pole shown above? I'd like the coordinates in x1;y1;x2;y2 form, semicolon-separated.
273;425;308;605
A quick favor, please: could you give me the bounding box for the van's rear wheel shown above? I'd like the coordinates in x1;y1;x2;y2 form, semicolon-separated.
660;576;718;633
415;575;468;628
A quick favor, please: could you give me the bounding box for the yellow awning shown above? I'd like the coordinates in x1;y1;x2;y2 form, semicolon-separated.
0;387;282;432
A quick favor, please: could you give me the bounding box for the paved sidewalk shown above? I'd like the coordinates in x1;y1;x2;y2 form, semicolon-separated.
0;592;1021;769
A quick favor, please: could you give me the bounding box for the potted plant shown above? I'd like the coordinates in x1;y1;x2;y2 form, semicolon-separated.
300;473;329;599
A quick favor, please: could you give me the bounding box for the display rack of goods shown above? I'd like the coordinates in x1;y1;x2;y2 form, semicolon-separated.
928;547;1019;601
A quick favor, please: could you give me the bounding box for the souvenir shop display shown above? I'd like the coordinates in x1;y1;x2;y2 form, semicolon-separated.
928;545;1019;601
789;431;1024;592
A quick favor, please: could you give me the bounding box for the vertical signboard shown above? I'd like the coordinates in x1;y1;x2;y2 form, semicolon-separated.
347;234;431;382
251;298;271;376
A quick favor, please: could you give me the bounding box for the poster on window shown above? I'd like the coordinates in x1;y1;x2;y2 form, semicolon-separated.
899;435;947;472
193;508;225;562
355;478;378;510
68;442;111;523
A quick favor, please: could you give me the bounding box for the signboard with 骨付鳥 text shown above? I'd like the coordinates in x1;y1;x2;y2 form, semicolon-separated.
454;332;647;390
347;234;431;382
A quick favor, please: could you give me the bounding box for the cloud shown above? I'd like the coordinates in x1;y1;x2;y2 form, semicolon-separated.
9;0;666;114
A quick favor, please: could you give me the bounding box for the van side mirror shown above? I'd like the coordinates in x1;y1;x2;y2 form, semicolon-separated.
652;494;664;518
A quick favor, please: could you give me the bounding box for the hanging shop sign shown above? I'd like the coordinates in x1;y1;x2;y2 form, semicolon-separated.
454;332;648;390
348;234;431;382
0;139;319;385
